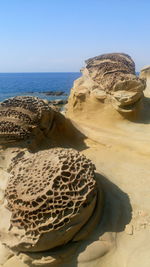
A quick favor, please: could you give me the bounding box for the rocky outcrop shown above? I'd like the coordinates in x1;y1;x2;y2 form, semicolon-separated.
48;99;68;106
48;99;68;112
140;65;150;80
0;96;54;144
140;66;150;97
1;148;100;253
0;66;150;267
67;53;146;121
43;91;67;96
27;91;67;96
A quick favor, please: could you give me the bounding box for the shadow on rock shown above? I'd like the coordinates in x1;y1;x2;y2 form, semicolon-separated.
45;112;89;151
2;170;132;267
138;96;150;124
40;172;132;267
0;112;89;153
96;173;132;233
66;172;133;266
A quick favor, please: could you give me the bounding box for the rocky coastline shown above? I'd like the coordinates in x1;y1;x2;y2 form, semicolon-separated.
27;90;68;96
0;53;150;267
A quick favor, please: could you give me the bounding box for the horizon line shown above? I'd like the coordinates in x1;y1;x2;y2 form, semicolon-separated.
0;71;81;74
0;71;140;74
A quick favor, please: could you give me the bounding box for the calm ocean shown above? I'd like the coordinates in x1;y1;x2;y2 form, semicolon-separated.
0;72;81;102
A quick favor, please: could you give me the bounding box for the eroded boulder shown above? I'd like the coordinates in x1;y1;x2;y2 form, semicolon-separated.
0;96;54;144
1;148;99;252
67;53;146;118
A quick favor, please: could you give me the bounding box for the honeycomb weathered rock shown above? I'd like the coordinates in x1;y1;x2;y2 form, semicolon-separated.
85;53;136;90
3;148;98;252
0;96;54;143
67;53;146;115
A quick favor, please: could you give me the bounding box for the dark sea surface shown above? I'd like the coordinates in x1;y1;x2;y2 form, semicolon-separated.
0;72;81;102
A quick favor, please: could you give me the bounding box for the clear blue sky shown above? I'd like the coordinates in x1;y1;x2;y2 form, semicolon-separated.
0;0;149;72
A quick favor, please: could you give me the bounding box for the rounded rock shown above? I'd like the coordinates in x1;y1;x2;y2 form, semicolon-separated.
3;148;98;252
0;96;54;144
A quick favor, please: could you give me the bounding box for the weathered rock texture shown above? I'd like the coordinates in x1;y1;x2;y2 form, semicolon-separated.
67;53;146;119
140;65;150;80
140;66;150;97
2;148;98;252
0;96;54;144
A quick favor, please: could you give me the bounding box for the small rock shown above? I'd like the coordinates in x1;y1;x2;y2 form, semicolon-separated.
43;91;67;96
48;99;68;105
125;224;133;235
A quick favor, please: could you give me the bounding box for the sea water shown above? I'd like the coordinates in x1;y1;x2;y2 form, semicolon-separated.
0;72;81;102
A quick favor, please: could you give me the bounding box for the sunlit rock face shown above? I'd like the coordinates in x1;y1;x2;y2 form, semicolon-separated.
140;66;150;96
1;148;99;253
67;53;146;120
140;65;150;80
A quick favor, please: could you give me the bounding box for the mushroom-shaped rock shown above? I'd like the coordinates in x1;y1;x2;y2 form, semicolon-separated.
2;148;98;252
0;96;54;144
67;53;146;116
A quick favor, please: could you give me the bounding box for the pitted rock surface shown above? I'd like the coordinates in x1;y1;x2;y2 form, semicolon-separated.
67;53;146;114
0;96;54;143
85;53;135;90
3;148;97;252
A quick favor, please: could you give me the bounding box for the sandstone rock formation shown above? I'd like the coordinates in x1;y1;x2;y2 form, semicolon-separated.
0;96;54;144
140;65;150;80
140;66;150;97
1;148;100;253
67;53;146;121
0;63;150;267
